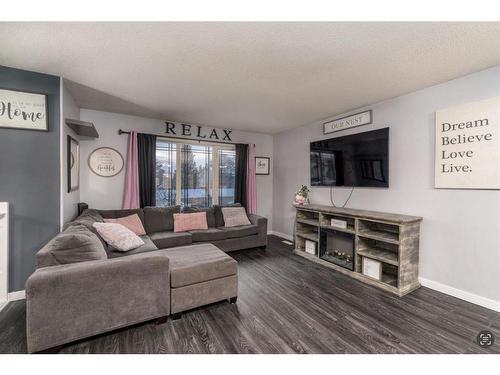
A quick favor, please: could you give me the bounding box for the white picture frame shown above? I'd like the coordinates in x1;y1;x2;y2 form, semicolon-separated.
88;147;124;177
0;88;48;131
255;157;270;175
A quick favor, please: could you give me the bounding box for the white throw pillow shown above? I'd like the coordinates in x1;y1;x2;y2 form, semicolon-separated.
92;222;144;252
222;207;251;227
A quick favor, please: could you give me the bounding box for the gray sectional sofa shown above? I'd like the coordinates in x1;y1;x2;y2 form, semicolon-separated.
26;204;267;353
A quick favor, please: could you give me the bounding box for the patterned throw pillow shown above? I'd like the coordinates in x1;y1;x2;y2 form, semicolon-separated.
92;223;144;252
173;212;208;232
103;214;146;236
222;207;251;227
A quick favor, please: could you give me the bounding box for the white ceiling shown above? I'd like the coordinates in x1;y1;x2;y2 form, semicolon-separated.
1;22;500;134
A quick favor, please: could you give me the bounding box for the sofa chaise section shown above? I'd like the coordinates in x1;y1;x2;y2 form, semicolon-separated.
26;251;170;353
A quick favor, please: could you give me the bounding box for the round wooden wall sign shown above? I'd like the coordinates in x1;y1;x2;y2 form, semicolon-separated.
88;147;124;177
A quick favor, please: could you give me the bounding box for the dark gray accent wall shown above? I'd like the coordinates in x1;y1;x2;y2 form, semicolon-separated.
0;65;60;292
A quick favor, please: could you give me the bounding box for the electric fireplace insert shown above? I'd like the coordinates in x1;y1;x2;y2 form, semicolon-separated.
319;227;355;271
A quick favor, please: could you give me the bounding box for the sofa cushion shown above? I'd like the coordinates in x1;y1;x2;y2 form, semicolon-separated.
36;224;107;268
98;209;145;226
106;235;158;258
217;224;259;239
164;243;237;288
144;206;180;234
182;206;216;228
213;203;242;227
64;209;105;244
189;228;228;242
150;231;192;249
93;223;145;252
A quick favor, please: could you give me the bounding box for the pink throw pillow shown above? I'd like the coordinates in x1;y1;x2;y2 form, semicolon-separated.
174;212;208;232
103;214;146;236
92;223;144;252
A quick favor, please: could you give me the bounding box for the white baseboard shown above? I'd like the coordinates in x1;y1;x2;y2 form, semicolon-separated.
0;301;7;312
268;230;294;242
419;277;500;312
8;290;25;302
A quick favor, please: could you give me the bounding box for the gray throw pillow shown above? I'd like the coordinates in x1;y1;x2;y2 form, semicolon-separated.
46;225;107;265
222;207;251;227
214;203;242;227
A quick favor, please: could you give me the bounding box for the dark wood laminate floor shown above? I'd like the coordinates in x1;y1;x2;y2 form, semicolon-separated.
1;235;499;354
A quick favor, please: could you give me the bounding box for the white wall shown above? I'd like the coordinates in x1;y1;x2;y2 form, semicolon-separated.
61;83;81;225
78;110;274;228
273;66;500;308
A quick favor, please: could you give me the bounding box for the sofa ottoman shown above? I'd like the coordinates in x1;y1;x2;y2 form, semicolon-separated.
164;243;238;318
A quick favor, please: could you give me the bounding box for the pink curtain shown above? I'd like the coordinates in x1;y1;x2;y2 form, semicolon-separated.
246;144;257;214
122;131;140;209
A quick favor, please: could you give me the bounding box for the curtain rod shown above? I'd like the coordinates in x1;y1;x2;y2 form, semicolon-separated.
118;129;254;146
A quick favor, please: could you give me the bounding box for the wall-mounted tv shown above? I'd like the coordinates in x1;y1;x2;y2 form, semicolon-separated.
310;128;389;187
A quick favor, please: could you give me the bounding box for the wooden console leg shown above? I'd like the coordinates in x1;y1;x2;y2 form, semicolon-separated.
229;296;238;304
171;312;182;320
155;316;168;325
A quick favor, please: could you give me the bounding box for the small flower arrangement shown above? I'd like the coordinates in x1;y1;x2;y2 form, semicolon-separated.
294;185;310;205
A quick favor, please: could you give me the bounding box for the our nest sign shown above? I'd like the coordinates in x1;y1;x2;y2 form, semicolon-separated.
435;96;500;189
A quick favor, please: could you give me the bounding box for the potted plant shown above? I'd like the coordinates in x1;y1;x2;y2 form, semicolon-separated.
294;185;310;205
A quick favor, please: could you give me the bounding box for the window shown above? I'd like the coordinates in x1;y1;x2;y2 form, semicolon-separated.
155;139;236;208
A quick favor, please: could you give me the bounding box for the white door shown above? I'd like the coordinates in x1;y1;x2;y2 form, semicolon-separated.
0;202;8;308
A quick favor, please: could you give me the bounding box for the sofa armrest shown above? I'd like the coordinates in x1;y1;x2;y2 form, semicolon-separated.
26;251;170;353
248;214;268;244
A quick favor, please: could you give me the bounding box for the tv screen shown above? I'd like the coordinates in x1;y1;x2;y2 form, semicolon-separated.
310;128;389;187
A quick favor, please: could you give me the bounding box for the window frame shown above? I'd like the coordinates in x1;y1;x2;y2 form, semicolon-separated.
157;137;235;207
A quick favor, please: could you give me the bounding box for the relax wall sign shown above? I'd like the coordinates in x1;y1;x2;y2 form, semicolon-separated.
164;121;232;142
435;96;500;189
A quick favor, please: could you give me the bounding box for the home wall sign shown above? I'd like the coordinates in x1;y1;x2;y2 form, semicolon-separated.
164;121;232;142
88;147;124;177
323;110;372;134
0;88;48;131
435;96;500;189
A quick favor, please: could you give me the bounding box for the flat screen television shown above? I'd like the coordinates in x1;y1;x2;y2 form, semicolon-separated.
310;128;389;187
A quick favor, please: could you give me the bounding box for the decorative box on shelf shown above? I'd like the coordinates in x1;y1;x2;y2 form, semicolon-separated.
305;240;317;255
362;257;381;280
330;218;347;229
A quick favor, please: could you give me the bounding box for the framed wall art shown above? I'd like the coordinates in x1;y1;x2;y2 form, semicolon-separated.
255;157;270;175
67;135;80;192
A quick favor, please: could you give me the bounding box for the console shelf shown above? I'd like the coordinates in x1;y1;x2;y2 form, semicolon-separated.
294;204;422;296
356;247;398;266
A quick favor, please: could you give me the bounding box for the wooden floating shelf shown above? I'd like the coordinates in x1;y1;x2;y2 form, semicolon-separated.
294;204;422;296
357;247;398;266
65;118;99;138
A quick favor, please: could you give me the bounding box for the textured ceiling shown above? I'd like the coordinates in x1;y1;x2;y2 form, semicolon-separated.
1;22;500;134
